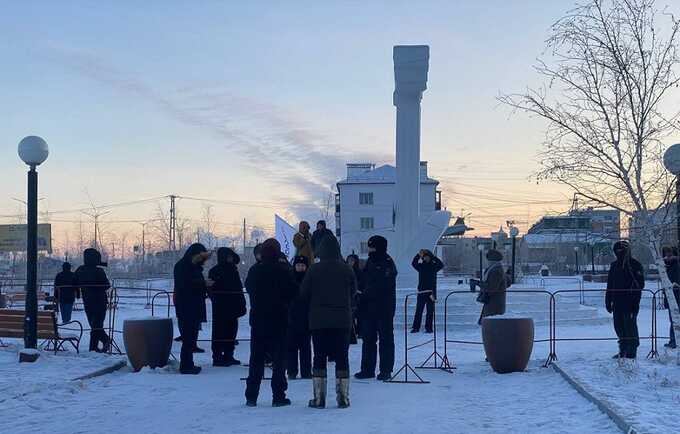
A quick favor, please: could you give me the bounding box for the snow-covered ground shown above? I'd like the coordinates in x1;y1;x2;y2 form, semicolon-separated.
1;277;677;433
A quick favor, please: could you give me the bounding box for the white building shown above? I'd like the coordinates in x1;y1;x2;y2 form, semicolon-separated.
335;162;442;258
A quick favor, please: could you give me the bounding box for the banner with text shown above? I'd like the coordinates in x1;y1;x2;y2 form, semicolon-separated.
274;215;296;263
0;224;52;253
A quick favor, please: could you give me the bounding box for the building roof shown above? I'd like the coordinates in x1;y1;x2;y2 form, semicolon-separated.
337;164;439;185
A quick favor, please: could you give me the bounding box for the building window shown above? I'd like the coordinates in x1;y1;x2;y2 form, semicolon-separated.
360;241;369;254
360;217;374;230
359;192;374;205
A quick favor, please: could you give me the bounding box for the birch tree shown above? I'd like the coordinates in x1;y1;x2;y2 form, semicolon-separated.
500;0;680;342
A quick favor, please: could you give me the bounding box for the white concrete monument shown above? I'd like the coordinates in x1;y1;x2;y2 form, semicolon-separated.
392;45;451;286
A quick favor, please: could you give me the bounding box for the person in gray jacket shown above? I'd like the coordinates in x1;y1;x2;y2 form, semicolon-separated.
478;249;507;325
300;236;357;409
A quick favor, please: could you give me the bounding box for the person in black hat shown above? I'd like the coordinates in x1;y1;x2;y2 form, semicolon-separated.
287;255;312;380
54;262;79;323
174;243;212;374
208;247;246;367
606;240;644;359
355;235;398;381
477;249;507;325
75;249;111;352
311;220;336;257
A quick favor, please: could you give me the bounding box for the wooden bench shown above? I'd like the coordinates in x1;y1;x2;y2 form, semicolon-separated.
0;309;83;353
5;291;50;308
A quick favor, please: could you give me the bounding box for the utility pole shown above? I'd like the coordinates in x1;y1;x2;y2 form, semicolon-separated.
169;195;177;251
243;218;247;254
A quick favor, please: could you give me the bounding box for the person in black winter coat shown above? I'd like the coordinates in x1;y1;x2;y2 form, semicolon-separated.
287;255;312;380
244;238;298;407
310;220;336;257
662;246;680;348
355;235;398;381
54;262;79;323
75;249;111;352
347;254;364;339
208;247;247;367
411;250;444;333
606;241;645;359
174;243;212;374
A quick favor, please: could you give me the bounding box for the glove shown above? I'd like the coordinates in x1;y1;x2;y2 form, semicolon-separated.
606;302;613;314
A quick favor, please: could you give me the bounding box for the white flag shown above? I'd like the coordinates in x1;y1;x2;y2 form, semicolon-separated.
275;214;296;263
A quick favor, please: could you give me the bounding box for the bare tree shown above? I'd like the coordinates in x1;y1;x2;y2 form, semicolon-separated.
500;0;680;340
319;189;335;226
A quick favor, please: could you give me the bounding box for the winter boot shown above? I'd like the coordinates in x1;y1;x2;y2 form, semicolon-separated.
308;369;327;409
336;371;350;409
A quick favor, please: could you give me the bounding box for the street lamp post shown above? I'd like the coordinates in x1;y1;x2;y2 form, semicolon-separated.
574;246;579;276
17;136;49;351
510;226;519;284
478;244;485;279
663;144;680;249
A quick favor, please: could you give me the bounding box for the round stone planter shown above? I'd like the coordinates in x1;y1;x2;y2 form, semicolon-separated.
123;317;173;372
482;317;534;374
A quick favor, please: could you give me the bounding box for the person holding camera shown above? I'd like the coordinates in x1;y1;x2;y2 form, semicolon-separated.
606;240;644;359
477;249;507;325
410;250;443;333
75;248;111;352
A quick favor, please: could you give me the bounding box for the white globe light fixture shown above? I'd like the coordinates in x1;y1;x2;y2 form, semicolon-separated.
509;226;520;238
18;135;49;167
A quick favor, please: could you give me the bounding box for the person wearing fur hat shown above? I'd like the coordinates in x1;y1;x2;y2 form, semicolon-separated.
287;255;312;380
606;240;645;359
208;247;247;367
75;248;111;352
355;235;398;381
293;221;315;265
244;238;298;407
477;249;507;325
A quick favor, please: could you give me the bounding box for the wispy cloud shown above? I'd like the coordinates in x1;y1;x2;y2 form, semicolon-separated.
44;44;388;222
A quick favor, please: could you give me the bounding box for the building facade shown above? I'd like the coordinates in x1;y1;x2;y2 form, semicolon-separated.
336;162;441;258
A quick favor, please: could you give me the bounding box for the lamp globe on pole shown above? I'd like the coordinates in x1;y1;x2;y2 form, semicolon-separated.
663;144;680;251
17;135;48;359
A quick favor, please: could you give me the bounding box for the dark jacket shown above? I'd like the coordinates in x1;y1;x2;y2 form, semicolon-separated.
301;237;356;330
411;253;444;297
311;228;336;255
174;244;209;327
54;265;79;304
606;257;645;314
75;249;110;311
480;262;507;320
245;256;297;338
360;250;398;318
208;248;246;320
288;260;310;333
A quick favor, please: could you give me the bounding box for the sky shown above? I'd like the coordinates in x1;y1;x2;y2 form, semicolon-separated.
2;0;679;253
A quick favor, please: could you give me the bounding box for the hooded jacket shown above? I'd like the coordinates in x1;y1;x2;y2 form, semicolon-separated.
208;247;247;319
54;262;79;304
359;236;398;317
244;239;297;338
174;243;208;327
606;247;645;313
75;249;110;310
300;237;357;330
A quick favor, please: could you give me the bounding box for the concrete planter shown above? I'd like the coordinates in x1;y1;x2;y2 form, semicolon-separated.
123;317;173;372
482;317;534;374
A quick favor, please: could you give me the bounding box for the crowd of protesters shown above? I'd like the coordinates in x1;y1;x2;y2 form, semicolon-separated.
50;227;680;408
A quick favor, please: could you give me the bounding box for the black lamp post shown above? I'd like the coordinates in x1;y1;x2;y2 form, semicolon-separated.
18;136;49;350
478;244;484;279
510;226;519;284
574;246;579;276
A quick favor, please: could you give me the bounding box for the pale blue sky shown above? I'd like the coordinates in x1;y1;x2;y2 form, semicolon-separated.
3;1;675;247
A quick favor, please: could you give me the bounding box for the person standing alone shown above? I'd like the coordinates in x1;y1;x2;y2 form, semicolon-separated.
410;250;443;333
606;241;644;359
355;235;398;381
208;247;247;367
75;249;110;352
54;262;79;323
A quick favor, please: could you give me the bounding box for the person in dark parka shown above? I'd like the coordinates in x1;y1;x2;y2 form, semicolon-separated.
347;254;364;339
208;247;247;367
662;246;680;348
478;249;507;325
54;262;79;323
606;240;645;359
244;238;297;407
174;243;211;374
411;250;444;333
355;235;398;381
287;255;312;380
310;220;336;257
301;236;356;409
75;249;111;352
